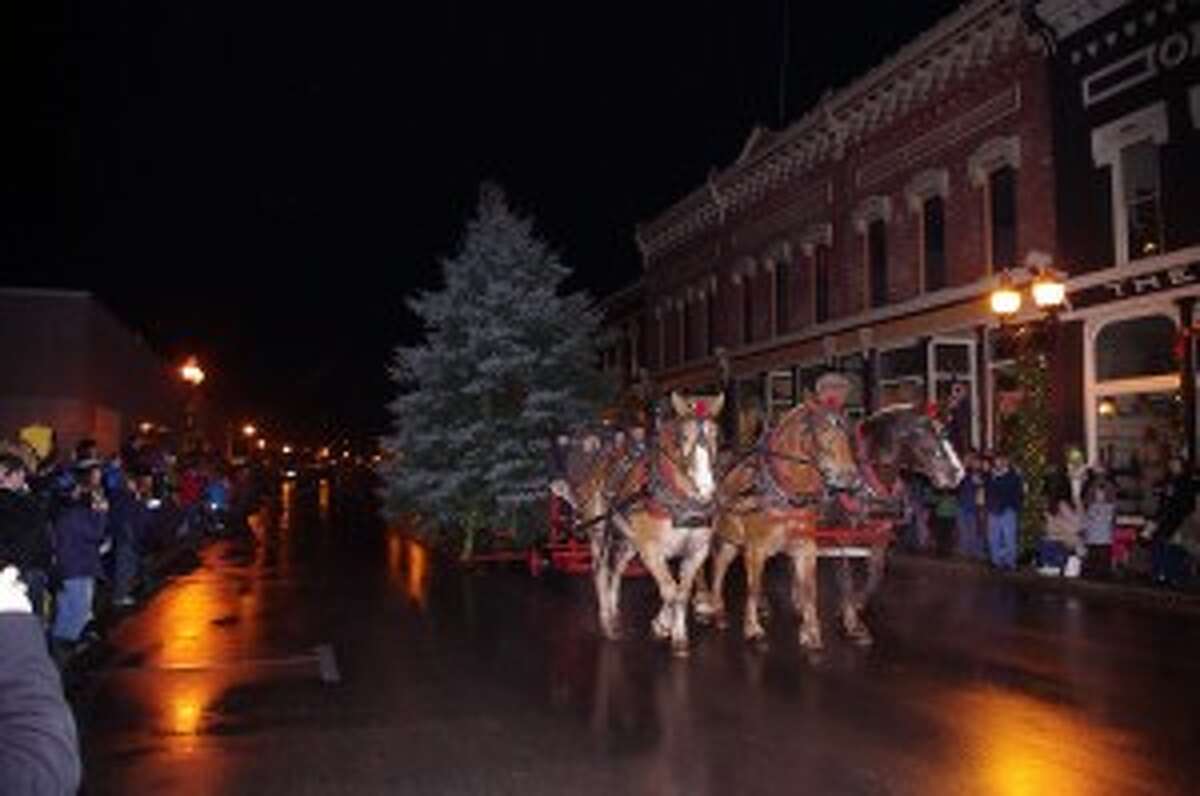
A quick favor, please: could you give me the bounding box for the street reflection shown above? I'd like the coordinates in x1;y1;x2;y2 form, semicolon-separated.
948;685;1146;795
318;478;330;521
386;532;430;609
279;481;294;530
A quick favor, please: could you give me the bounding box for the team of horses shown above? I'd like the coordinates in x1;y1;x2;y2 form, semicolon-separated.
551;391;964;656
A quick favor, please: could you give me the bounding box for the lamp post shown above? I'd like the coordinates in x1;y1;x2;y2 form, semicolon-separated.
179;357;206;454
989;253;1067;554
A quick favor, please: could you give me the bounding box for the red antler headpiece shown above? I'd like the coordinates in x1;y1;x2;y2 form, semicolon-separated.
924;401;940;420
694;400;708;419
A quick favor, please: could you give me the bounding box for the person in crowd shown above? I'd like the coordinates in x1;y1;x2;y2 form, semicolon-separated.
0;450;53;622
1038;491;1083;576
49;460;109;660
1136;426;1169;515
0;565;82;795
1082;468;1116;579
956;450;987;560
104;454;140;609
1149;455;1196;587
932;486;958;557
986;451;1023;571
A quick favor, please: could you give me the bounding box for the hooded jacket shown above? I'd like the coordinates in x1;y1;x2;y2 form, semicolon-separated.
0;490;51;574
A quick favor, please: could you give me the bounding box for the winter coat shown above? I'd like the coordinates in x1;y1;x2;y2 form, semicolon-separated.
0;490;52;574
1083;500;1115;545
986;468;1023;515
51;502;106;579
1154;473;1196;541
0;613;82;795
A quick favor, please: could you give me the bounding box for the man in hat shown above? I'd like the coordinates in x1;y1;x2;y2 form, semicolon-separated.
813;371;853;414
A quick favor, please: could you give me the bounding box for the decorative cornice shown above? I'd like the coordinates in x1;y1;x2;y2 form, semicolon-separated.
638;0;1025;263
1036;0;1129;40
798;222;834;257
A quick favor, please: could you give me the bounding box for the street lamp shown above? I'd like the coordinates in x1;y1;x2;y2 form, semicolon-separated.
179;357;205;386
242;423;258;438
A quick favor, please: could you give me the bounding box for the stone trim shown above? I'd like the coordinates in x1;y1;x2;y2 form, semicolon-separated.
853;195;894;235
1038;0;1129;41
968;134;1022;186
1091;100;1169;166
1189;83;1200;129
905;168;951;213
797;222;834;257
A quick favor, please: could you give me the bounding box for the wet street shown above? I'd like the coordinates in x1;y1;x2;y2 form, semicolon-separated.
74;479;1199;795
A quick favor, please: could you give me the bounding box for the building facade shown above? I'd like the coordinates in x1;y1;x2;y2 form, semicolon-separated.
620;0;1055;453
1038;0;1200;484
0;288;183;457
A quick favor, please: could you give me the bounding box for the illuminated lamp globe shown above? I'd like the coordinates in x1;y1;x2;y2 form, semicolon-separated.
1031;270;1066;310
990;275;1022;318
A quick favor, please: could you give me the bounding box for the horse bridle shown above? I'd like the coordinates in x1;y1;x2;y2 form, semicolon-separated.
752;405;864;508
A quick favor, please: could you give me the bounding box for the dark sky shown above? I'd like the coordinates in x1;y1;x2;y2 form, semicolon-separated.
4;1;963;446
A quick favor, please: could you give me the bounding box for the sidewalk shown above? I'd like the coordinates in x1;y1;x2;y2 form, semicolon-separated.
889;551;1200;616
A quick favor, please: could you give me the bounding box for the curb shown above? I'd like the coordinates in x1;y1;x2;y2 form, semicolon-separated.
889;552;1200;615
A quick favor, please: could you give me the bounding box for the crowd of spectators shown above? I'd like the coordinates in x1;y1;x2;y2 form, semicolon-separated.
899;438;1200;590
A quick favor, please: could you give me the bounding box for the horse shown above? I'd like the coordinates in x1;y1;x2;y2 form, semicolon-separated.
551;392;724;656
693;399;862;648
810;403;965;646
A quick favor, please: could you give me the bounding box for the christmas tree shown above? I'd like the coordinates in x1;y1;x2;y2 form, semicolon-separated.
379;184;613;558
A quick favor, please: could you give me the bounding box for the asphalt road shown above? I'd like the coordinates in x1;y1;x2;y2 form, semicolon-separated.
73;478;1199;795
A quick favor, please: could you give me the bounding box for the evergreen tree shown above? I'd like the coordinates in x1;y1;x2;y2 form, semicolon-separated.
379;184;613;557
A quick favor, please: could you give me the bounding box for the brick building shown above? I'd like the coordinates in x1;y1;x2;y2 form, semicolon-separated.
609;0;1054;452
0;288;184;457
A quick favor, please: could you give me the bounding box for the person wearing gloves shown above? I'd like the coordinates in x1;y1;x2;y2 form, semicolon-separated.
0;565;82;795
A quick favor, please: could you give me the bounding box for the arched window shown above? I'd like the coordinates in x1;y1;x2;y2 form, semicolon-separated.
1095;316;1176;381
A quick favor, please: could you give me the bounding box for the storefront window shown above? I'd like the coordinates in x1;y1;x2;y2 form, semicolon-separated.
735;376;766;450
879;343;926;413
1093;313;1183;514
1096;316;1175;380
836;354;867;420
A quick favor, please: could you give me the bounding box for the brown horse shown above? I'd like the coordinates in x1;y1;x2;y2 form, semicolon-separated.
808;404;965;647
693;400;861;648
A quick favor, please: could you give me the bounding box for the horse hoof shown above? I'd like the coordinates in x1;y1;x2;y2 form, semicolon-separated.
847;629;873;647
799;632;824;652
694;612;713;627
671;642;690;658
714;613;730;631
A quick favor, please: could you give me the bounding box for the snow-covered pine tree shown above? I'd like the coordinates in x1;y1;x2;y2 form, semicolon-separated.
379;184;613;558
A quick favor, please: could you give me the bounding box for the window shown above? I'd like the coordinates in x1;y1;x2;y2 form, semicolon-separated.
923;196;947;291
1120;139;1163;259
683;299;695;361
700;288;710;352
742;274;754;345
774;259;789;335
1092;102;1169;265
814;244;831;324
868;219;888;308
989;166;1017;269
969;136;1021;272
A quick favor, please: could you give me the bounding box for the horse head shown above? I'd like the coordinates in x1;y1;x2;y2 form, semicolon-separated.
667;391;724;502
860;405;964;490
767;402;860;496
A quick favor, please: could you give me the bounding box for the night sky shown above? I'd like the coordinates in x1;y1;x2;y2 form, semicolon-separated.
4;1;964;446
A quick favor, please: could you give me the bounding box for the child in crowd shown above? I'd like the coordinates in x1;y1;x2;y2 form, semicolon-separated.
986;452;1023;571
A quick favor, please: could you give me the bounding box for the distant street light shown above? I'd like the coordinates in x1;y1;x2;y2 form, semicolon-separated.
282;444;293;455
180;357;206;386
257;438;267;451
242;423;258;438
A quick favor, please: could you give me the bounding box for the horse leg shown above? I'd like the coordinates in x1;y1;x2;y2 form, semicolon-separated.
844;545;887;647
591;529;619;640
605;539;637;638
669;528;713;656
692;550;715;624
707;540;739;631
742;545;769;643
838;553;871;646
791;537;823;651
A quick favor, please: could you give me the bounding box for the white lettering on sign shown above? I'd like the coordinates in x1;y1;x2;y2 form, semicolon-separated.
1168;266;1198;286
1099;262;1200;302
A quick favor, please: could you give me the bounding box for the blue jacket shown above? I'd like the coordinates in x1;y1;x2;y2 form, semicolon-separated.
986;469;1024;515
52;503;107;579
